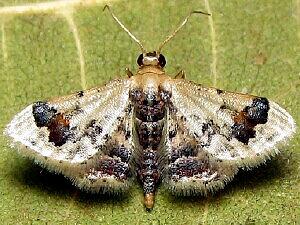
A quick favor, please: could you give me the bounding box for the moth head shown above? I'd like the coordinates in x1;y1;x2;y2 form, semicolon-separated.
137;51;166;68
104;6;210;71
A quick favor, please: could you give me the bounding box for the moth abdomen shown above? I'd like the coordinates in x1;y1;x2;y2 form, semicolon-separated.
131;87;171;209
137;120;163;148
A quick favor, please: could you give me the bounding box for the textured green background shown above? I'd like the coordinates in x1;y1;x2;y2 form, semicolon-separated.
0;0;299;224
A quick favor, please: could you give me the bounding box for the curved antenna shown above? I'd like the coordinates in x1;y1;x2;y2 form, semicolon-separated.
157;10;211;54
103;5;146;53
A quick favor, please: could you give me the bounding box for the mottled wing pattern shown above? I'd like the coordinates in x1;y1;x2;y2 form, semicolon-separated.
5;79;134;193
164;79;296;195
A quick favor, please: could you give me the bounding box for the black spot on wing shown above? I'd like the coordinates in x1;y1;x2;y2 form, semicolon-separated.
77;91;84;97
90;157;130;181
246;97;269;124
125;131;131;140
231;123;256;145
169;157;210;181
231;97;270;144
169;129;177;139
216;89;223;94
201;120;221;147
109;145;131;163
32;101;57;127
84;119;103;144
219;104;227;110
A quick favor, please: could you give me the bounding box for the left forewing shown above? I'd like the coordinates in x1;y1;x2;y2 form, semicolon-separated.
5;78;134;193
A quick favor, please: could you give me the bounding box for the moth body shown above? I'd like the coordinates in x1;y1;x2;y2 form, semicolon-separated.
4;8;296;210
129;60;172;209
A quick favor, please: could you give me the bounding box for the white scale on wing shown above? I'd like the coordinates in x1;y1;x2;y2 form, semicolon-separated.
6;105;45;152
249;102;296;154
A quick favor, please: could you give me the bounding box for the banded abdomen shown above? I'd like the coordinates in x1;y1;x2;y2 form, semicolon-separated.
130;87;171;209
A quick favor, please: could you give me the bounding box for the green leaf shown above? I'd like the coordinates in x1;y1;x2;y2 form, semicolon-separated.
0;0;299;224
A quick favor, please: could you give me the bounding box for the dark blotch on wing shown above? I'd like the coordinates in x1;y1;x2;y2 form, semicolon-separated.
77;91;84;97
216;89;223;95
170;143;198;163
84;119;103;144
48;114;71;147
231;97;269;144
169;157;209;180
93;158;130;180
246;97;269;124
109;145;131;163
231;123;256;144
32;101;57;127
32;102;72;146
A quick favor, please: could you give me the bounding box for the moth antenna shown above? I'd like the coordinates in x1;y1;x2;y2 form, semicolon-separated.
157;10;211;54
103;5;147;53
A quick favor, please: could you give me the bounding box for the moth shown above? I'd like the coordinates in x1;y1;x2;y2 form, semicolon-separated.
4;6;296;210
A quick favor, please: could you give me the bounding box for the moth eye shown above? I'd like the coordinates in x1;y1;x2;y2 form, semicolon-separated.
158;54;166;68
137;53;144;66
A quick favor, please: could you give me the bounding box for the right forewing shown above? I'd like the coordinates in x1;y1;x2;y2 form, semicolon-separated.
162;79;296;195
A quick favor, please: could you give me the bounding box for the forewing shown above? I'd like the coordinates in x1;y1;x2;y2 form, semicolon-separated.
163;79;296;195
5;78;134;193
